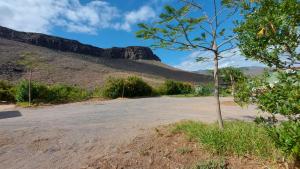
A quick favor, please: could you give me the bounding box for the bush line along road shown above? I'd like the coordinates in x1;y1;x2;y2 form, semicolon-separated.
0;97;259;169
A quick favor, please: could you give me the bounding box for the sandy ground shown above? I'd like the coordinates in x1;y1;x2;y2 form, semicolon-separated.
0;97;261;169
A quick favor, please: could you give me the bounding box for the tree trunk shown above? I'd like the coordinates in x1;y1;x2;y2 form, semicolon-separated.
213;51;224;129
28;69;32;106
230;74;235;96
122;81;125;98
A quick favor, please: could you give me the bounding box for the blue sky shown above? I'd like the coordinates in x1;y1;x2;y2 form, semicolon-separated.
0;0;265;70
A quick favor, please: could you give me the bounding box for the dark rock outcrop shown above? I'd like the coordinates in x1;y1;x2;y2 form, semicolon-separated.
0;26;160;61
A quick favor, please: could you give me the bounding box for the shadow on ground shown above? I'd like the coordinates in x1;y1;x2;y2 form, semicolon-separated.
0;111;22;119
225;115;256;121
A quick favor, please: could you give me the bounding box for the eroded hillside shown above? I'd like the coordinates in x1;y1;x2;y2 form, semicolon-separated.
0;38;211;88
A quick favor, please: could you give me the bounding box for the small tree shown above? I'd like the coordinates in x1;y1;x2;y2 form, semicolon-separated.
219;67;245;95
18;52;42;106
136;0;240;129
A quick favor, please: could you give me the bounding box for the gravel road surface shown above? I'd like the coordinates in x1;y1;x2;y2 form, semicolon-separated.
0;97;260;169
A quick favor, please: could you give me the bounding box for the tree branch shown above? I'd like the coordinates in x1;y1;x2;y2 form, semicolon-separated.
199;25;213;37
219;46;236;54
171;11;212;51
173;14;196;48
180;0;202;10
210;7;226;26
217;35;237;49
218;6;238;27
152;34;212;51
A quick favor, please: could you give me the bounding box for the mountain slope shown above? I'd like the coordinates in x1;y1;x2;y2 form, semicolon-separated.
0;26;160;61
0;38;211;88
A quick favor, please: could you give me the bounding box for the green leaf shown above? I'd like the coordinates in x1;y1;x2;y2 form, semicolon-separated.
137;23;148;29
219;28;226;36
178;5;190;15
196;56;209;62
164;5;176;14
193;37;202;41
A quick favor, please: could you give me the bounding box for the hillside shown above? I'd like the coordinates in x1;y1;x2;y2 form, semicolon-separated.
0;37;211;88
0;26;160;61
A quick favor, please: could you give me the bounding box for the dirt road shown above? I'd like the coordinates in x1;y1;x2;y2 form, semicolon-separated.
0;97;260;169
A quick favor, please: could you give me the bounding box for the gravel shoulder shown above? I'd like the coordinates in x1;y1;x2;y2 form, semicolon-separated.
0;97;260;169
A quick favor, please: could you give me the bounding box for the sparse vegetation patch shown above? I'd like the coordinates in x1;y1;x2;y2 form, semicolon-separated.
173;121;279;159
192;159;227;169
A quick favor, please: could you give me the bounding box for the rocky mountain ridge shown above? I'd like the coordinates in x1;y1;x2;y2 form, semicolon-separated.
0;26;160;61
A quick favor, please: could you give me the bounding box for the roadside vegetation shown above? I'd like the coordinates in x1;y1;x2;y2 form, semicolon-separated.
0;80;15;103
157;80;193;95
234;70;300;163
0;76;240;108
1;80;90;105
173;121;279;159
101;76;154;99
0;77;210;105
173;111;299;167
0;68;249;105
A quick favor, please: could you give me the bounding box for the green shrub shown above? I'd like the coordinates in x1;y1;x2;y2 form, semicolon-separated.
235;70;299;120
15;80;90;104
150;88;160;97
219;86;231;97
254;116;269;124
101;76;153;99
13;81;28;102
173;121;278;159
158;80;193;95
267;121;300;161
123;76;153;97
235;70;299;163
91;87;102;98
0;80;15;102
193;83;231;97
101;77;125;99
15;80;49;103
194;84;213;96
47;84;90;103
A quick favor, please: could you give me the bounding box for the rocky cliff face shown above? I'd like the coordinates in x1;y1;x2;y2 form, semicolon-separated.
0;26;160;61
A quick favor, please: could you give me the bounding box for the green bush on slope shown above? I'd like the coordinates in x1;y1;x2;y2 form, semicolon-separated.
0;80;15;102
14;80;90;104
47;84;90;103
158;80;193;95
101;76;154;99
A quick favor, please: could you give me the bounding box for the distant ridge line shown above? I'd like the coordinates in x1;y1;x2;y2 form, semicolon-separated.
0;26;161;61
